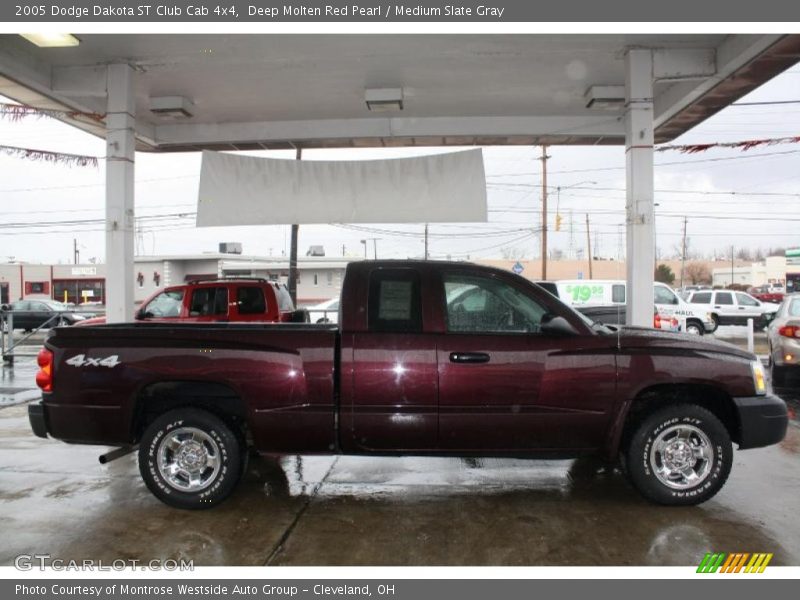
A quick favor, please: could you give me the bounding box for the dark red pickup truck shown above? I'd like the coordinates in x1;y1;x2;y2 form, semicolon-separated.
29;261;787;509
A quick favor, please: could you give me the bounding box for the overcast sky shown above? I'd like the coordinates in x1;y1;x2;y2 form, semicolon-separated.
1;65;799;265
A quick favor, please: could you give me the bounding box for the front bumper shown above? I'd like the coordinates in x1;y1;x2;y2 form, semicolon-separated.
28;400;49;439
734;394;788;449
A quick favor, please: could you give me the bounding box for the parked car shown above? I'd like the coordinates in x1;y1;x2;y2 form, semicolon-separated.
580;305;681;332
748;285;784;305
30;260;787;509
540;280;708;335
306;297;340;324
78;278;307;326
0;299;93;332
686;289;780;331
766;293;800;386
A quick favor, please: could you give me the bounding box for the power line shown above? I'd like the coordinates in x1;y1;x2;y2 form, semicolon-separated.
485;149;800;177
487;183;800;198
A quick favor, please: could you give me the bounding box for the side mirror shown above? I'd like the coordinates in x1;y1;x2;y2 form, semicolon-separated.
540;314;578;336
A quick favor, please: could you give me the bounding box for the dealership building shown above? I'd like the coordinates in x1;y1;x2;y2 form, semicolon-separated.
0;252;354;307
5;248;791;308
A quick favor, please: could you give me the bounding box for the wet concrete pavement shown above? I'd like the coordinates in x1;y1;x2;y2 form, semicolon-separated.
1;350;799;567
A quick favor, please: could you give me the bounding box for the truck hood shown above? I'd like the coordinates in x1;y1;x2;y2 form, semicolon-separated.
611;326;755;361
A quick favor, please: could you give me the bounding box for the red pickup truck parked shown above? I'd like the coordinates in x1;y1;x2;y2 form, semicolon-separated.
749;285;784;305
78;278;306;325
30;261;787;509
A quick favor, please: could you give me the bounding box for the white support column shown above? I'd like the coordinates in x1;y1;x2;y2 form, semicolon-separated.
105;64;136;323
624;49;656;328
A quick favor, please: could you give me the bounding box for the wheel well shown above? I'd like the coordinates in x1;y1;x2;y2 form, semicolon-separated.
621;384;741;449
132;381;248;442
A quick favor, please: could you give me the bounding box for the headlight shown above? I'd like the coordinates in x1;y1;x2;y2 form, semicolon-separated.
751;360;767;396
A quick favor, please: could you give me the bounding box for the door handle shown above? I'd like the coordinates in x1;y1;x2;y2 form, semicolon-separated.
450;352;490;364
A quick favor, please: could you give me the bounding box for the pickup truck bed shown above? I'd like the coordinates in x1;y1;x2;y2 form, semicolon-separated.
30;260;788;509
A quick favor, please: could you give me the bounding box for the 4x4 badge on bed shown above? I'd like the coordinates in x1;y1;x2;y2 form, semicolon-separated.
65;354;121;368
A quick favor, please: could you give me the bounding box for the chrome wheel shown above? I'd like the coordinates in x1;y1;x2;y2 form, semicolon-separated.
156;427;221;492
649;424;714;490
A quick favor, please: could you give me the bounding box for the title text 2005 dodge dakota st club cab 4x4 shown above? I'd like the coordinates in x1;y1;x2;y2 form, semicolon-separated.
29;261;788;509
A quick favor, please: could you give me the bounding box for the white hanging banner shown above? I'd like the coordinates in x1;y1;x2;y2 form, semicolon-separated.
196;149;487;226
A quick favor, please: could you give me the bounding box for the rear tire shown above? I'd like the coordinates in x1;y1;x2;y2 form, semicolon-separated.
685;320;703;336
138;408;243;510
625;404;732;505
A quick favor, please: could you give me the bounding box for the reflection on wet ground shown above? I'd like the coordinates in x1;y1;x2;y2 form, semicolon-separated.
0;383;798;567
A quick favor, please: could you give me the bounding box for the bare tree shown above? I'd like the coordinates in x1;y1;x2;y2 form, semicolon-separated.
685;262;712;285
735;247;753;261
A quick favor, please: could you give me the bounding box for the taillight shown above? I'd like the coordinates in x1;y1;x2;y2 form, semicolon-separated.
778;325;800;339
35;347;53;392
654;314;661;328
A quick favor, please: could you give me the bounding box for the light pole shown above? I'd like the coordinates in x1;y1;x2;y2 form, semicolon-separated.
360;239;367;259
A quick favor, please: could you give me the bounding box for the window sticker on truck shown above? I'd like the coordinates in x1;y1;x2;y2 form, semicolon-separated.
565;284;604;303
65;354;121;368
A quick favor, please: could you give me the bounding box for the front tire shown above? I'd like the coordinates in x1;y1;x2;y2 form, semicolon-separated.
138;408;243;509
625;404;732;505
708;314;720;333
771;363;788;387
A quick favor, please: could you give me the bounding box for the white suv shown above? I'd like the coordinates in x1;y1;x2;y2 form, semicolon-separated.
686;290;780;331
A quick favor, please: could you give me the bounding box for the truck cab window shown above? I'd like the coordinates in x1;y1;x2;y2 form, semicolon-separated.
368;269;422;333
237;286;267;314
444;273;546;333
190;287;228;316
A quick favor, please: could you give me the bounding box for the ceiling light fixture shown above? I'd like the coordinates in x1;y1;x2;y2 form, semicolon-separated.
585;85;625;110
20;33;80;48
149;96;194;119
365;88;404;112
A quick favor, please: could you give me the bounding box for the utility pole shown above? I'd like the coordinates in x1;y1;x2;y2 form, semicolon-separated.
73;239;79;265
424;224;429;260
287;147;301;305
540;145;549;279
372;238;379;259
730;245;735;288
586;213;593;279
680;216;688;288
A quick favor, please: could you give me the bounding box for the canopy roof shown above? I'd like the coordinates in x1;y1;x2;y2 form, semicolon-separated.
1;34;798;151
